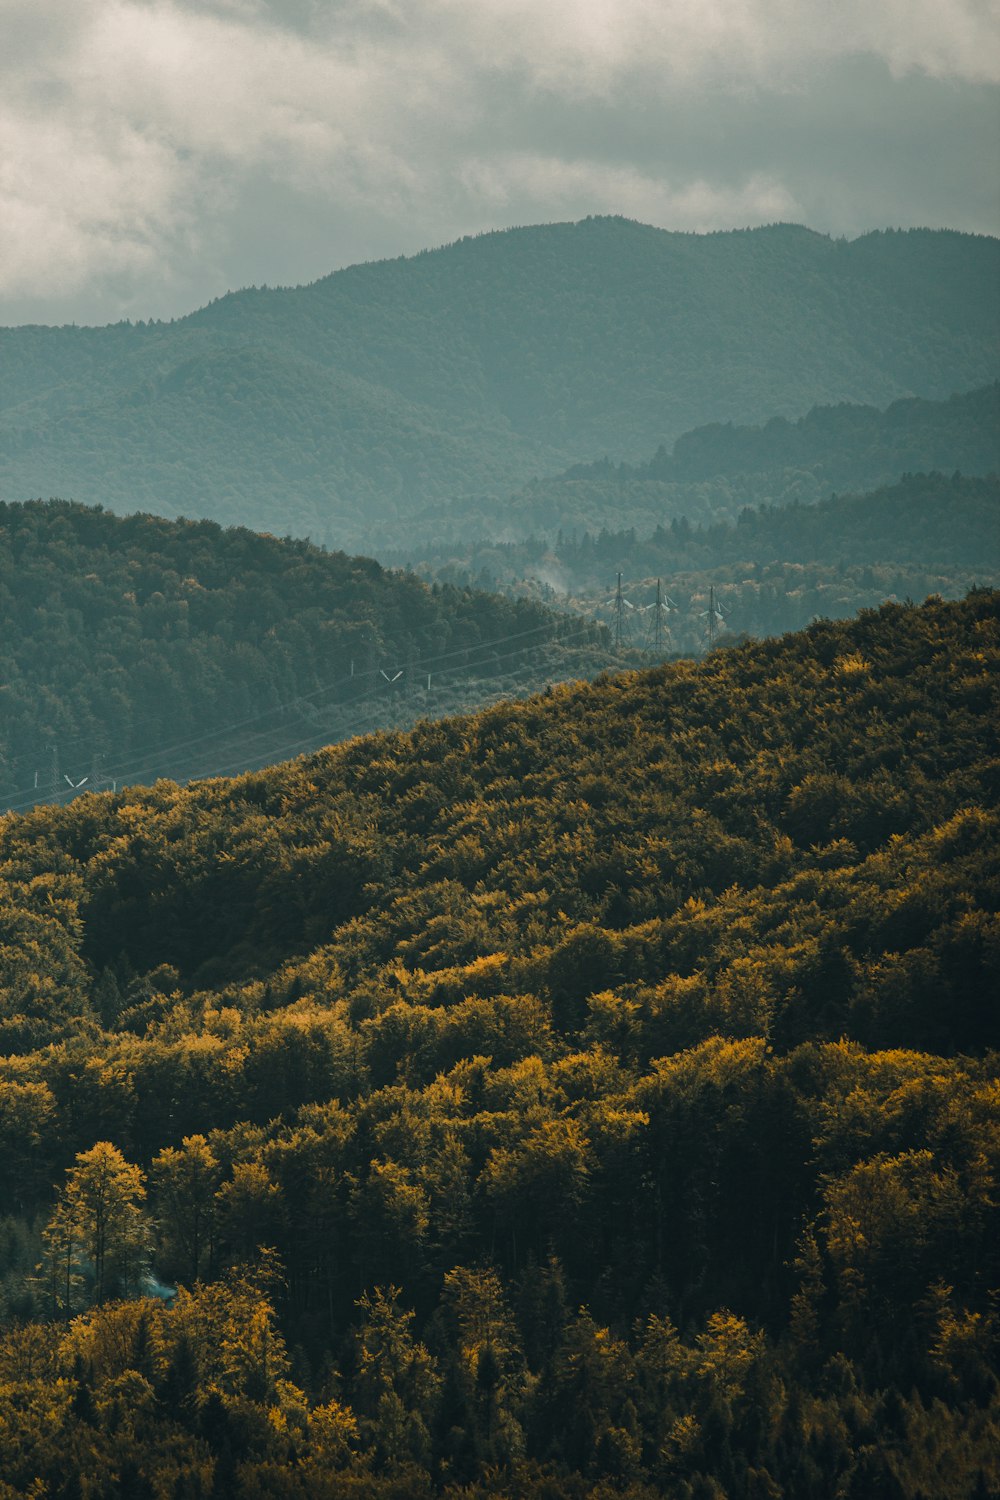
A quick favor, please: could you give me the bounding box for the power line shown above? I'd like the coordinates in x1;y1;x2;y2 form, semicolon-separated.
607;572;640;650
0;617;605;816
700;584;728;648
13;616;578;790
12;609;589;769
647;578;677;651
169;624;607;788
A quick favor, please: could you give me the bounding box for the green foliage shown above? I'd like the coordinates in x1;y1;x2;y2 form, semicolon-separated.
39;1143;151;1315
0;499;610;805
405;470;1000;656
0;594;996;1495
397;382;1000;549
2;221;997;543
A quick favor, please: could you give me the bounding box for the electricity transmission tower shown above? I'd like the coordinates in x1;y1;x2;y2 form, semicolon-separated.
647;578;676;651
701;585;729;648
612;572;636;650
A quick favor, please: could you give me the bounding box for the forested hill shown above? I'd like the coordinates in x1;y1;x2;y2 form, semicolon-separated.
410;468;995;603
399;382;1000;545
0;593;996;1496
0;500;611;809
407;472;1000;652
2;219;998;543
660;380;1000;487
431;472;1000;586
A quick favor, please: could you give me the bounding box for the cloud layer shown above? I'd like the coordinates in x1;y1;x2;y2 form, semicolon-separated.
2;0;997;324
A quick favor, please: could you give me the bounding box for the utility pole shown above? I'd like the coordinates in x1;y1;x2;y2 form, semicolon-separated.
614;572;626;651
364;636;377;702
47;744;59;801
702;586;727;650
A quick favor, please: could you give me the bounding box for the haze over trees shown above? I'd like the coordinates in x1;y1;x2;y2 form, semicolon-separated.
399;382;1000;549
0;208;998;1499
0;501;611;810
7;464;994;817
0;595;996;1496
1;220;997;546
381;380;999;656
407;471;1000;652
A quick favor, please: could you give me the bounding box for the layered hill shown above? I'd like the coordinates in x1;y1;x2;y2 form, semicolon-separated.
398;382;1000;547
2;219;998;544
0;500;611;810
407;472;1000;650
0;594;996;1496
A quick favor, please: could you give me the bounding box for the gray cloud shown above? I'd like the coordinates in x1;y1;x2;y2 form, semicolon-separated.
1;0;997;325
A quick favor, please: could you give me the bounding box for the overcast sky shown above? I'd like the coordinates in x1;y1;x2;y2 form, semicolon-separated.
2;0;998;327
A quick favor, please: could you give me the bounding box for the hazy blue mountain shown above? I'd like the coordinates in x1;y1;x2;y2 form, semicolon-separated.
396;383;1000;546
400;471;1000;655
1;219;997;544
406;471;1000;581
0;346;535;543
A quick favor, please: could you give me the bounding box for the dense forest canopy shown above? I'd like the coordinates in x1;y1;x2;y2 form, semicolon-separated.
0;594;996;1496
0;500;611;812
404;472;1000;654
394;383;1000;550
1;220;997;544
2;215;998;1497
3;461;997;817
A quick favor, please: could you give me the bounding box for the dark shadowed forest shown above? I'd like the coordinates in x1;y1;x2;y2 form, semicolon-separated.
0;501;612;811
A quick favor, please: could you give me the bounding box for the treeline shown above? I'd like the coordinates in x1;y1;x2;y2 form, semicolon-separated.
406;473;999;652
390;383;1000;549
610;382;999;490
0;500;610;807
2;221;998;543
0;594;996;1495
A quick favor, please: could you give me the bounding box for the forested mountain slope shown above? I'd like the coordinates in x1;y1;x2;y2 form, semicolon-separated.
2;219;997;543
399;382;1000;546
409;472;1000;650
424;471;1000;585
0;594;996;1496
0;500;610;810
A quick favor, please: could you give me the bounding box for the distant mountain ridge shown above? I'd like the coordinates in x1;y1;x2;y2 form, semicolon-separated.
401;471;1000;657
1;218;997;545
387;382;1000;547
628;382;1000;487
